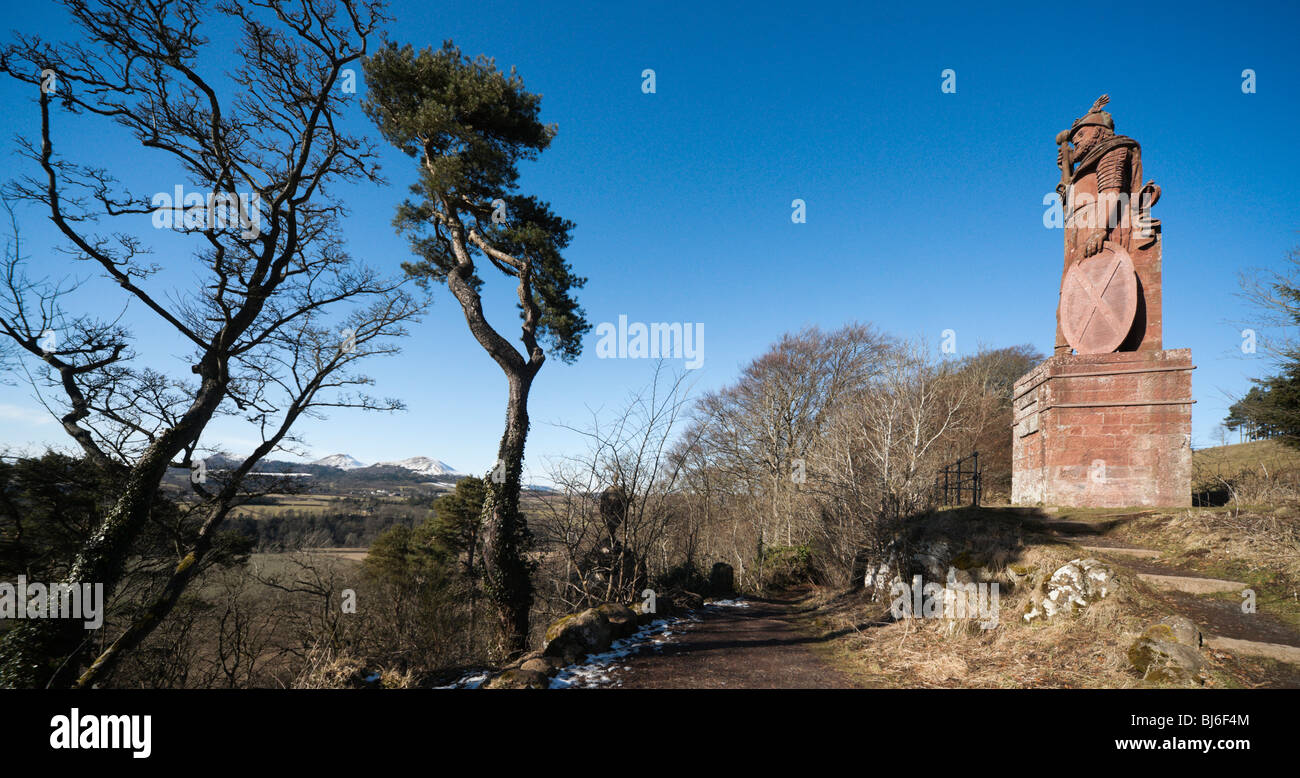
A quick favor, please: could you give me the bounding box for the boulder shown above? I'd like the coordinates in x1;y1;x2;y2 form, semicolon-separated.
709;562;736;596
1157;615;1203;649
908;539;953;581
595;603;639;639
1023;558;1115;622
659;588;704;616
632;598;659;625
1006;562;1037;586
1128;619;1204;684
484;668;551;689
520;656;566;676
862;562;898;601
500;649;542;671
542;608;613;665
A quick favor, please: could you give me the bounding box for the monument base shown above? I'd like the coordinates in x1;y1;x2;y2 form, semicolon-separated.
1011;349;1193;508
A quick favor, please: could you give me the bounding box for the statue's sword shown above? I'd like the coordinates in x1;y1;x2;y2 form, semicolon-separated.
1054;129;1073;203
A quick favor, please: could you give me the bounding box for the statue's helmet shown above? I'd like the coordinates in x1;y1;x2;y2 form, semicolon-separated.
1070;94;1114;138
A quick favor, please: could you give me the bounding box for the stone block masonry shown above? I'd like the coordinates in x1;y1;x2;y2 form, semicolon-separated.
1012;349;1193;507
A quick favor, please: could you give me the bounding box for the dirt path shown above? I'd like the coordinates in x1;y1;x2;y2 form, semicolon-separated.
597;589;860;689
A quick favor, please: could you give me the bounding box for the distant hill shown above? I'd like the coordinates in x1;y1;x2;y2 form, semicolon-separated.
311;453;366;470
373;456;461;477
202;452;463;479
161;452;467;494
158;452;579;497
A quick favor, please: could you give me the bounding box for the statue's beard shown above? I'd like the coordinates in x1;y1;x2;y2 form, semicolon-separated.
1072;129;1112;159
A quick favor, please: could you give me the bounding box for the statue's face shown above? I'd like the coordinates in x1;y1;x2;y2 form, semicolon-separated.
1071;124;1114;159
1071;125;1101;156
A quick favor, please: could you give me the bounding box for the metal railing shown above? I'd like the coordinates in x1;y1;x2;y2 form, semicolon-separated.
935;451;981;507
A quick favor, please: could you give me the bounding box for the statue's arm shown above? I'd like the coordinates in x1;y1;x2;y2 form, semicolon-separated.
1081;146;1131;256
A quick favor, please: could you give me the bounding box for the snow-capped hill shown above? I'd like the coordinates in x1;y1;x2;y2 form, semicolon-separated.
375;456;461;477
312;453;367;470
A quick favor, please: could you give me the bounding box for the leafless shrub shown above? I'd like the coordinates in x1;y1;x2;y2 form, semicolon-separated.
537;363;695;609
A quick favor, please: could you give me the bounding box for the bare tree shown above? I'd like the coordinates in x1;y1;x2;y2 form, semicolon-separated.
808;340;970;584
1236;247;1300;365
0;0;419;688
679;325;890;584
539;363;695;608
947;344;1043;495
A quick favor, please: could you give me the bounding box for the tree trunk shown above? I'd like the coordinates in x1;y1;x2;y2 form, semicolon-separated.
478;372;535;657
0;359;232;688
0;418;204;687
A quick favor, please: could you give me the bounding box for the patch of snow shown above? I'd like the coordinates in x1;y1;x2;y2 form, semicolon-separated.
441;600;732;690
435;670;491;689
550;615;698;689
707;598;750;608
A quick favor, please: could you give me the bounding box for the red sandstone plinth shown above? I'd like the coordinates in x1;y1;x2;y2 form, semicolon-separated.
1011;349;1193;507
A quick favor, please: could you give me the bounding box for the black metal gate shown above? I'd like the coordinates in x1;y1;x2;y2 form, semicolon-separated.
935;451;981;507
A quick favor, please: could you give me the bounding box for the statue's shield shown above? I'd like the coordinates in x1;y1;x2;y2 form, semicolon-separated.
1060;243;1138;354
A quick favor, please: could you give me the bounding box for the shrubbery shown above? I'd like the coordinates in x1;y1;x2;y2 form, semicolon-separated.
758;544;819;589
655;561;712;595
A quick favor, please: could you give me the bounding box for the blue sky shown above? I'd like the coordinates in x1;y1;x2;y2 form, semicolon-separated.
1;0;1298;482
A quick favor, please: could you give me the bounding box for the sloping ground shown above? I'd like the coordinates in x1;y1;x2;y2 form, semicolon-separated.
789;506;1300;688
1193;439;1300;475
1097;507;1300;669
484;503;1300;689
1192;439;1300;505
1057;537;1299;647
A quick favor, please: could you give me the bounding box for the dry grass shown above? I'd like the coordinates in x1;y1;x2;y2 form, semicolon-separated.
229;494;349;518
1193;440;1300;506
791;509;1254;688
291;643;421;689
1194;439;1300;475
1108;507;1300;642
299;547;370;562
806;566;1166;688
1114;508;1300;582
292;644;371;689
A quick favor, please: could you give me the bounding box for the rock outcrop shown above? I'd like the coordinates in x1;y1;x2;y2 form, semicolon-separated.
1128;616;1204;684
483;668;551;689
542;607;614;665
1023;558;1115;621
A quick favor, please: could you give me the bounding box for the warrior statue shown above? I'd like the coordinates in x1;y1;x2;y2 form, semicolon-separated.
1053;95;1162;356
1012;95;1191;510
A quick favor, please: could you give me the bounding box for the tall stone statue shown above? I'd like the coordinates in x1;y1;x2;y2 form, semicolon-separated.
1053;95;1163;356
1012;95;1192;508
